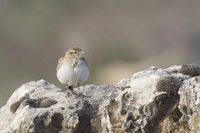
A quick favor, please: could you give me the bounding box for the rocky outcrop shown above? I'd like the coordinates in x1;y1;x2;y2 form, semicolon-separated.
178;76;200;133
0;64;200;133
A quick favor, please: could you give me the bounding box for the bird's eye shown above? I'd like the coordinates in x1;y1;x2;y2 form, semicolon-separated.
74;51;77;54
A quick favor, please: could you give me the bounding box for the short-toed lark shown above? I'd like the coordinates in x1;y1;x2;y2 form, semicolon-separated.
56;48;90;93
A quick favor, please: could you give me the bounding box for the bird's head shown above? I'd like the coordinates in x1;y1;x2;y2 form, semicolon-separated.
66;47;85;58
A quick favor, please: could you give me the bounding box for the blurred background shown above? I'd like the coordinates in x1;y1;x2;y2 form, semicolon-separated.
1;0;200;106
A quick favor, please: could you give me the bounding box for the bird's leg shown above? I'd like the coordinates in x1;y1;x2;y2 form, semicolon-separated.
77;83;80;96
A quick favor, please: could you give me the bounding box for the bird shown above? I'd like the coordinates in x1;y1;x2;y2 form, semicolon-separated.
56;47;90;95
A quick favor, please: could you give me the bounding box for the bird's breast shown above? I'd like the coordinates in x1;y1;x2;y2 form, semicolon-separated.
57;63;89;85
57;64;74;84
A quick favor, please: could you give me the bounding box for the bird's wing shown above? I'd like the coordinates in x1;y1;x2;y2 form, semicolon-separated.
57;57;64;71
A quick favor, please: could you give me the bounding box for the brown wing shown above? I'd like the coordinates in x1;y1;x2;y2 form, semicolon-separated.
56;57;64;71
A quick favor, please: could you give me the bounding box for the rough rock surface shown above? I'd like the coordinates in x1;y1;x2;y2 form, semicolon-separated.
178;76;200;133
0;64;200;133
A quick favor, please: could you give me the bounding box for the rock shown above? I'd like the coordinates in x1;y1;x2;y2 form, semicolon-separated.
167;64;200;77
178;76;200;133
0;64;200;133
106;68;187;133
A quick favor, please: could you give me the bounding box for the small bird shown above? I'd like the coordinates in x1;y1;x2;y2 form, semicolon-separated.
56;48;90;94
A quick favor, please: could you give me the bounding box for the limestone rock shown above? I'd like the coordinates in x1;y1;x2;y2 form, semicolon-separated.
104;67;188;133
0;64;200;133
178;76;200;133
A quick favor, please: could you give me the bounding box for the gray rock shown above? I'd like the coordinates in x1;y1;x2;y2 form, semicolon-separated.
0;64;200;133
179;76;200;133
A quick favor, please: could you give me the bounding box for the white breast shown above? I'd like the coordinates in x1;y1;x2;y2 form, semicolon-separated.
57;63;89;86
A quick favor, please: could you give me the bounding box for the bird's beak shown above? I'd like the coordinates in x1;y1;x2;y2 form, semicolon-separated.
81;51;85;54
